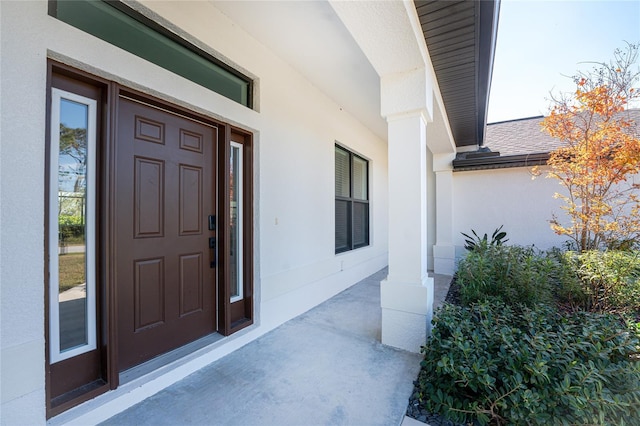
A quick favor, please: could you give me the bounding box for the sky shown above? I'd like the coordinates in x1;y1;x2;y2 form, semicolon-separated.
487;0;640;124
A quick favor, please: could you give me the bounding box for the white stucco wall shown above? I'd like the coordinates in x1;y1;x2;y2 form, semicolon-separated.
452;166;568;261
0;1;388;423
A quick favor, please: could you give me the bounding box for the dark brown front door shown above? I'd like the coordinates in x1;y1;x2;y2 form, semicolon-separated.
115;95;217;371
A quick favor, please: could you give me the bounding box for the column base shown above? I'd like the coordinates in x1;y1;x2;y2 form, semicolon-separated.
433;244;455;275
380;277;434;352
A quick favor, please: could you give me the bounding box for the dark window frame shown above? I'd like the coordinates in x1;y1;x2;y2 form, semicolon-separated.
335;145;370;254
48;0;253;108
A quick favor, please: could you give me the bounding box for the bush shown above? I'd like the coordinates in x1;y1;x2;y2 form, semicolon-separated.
58;215;84;242
456;245;560;307
555;250;640;314
461;226;509;252
415;302;640;425
58;215;83;227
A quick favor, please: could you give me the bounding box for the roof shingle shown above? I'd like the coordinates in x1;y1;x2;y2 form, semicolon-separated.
484;109;640;156
453;109;640;171
484;116;561;156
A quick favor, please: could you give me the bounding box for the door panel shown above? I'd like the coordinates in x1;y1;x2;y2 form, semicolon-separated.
179;165;203;235
133;258;165;331
134;157;164;237
179;253;203;316
116;96;217;371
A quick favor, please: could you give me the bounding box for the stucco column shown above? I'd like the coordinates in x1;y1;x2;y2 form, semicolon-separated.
433;153;456;275
380;111;434;352
329;0;454;352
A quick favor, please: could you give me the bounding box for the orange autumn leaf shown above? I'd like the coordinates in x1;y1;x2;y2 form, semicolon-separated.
539;43;640;251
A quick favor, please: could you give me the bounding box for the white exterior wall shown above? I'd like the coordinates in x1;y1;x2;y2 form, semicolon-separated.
452;166;568;261
0;1;388;423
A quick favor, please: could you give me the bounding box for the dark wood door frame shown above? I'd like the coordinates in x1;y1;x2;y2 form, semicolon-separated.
218;128;254;335
45;62;112;419
45;61;254;417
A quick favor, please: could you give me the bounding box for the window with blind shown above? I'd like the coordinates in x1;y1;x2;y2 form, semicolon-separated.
335;145;369;254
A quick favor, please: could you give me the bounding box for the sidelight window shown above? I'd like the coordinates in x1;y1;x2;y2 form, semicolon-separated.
229;142;243;302
335;145;370;254
48;88;97;363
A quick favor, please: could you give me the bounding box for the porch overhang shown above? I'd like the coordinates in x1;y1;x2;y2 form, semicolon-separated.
213;1;500;153
416;0;501;150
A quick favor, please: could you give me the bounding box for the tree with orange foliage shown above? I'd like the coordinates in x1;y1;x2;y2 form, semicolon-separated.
537;43;640;252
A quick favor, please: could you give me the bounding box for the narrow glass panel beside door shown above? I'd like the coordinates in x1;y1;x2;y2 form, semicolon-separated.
229;142;243;302
49;89;97;362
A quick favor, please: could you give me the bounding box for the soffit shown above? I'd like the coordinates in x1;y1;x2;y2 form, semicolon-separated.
211;0;385;140
415;0;499;148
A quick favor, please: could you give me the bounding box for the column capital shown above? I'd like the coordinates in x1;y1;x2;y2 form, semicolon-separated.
381;67;433;121
384;108;431;126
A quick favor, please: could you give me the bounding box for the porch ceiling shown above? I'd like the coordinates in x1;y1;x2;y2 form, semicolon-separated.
416;0;500;148
212;0;499;148
212;0;386;140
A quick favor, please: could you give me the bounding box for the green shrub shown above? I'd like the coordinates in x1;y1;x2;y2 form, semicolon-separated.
58;215;83;227
415;302;640;425
461;225;509;252
556;250;640;314
456;245;559;307
606;238;639;251
58;215;84;243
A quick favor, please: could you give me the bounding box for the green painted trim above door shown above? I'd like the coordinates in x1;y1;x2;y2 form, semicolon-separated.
49;0;252;108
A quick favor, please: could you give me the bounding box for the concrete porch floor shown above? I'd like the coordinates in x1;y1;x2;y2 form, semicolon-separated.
96;269;452;426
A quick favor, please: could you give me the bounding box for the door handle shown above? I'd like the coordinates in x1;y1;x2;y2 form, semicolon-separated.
209;237;216;268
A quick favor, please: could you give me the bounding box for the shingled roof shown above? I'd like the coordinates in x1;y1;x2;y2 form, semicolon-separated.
484;116;562;156
453;109;640;171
